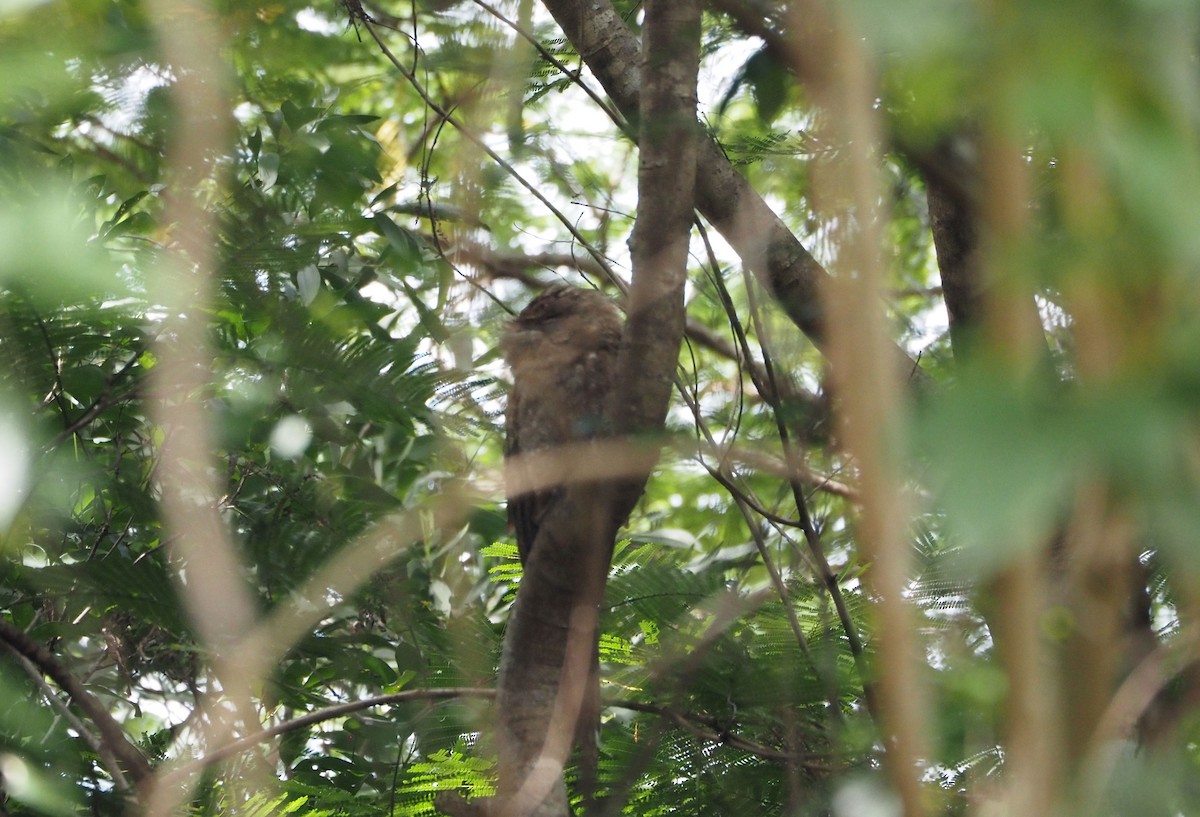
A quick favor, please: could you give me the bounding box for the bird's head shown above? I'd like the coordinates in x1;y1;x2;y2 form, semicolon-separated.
501;285;621;368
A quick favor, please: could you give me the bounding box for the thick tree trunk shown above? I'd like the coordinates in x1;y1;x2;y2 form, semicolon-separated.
537;0;930;392
489;2;699;816
924;140;986;353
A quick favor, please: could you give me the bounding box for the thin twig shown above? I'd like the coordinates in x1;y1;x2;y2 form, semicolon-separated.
467;0;628;134
739;262;876;722
616;701;836;769
357;15;626;294
49;347;145;448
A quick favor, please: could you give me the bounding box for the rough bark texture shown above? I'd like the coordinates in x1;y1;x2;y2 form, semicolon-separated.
490;2;699;816
501;285;622;804
503;286;624;566
537;0;930;392
617;0;698;462
923;138;987;354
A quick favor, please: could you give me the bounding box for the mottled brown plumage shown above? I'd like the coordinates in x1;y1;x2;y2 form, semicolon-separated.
502;284;622;564
501;285;622;803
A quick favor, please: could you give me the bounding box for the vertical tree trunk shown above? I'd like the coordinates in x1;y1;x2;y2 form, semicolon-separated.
489;2;699;816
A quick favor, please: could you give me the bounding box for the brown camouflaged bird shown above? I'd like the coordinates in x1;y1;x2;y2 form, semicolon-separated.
501;284;623;564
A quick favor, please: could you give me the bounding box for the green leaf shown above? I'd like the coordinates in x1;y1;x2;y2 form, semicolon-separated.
259;152;280;190
297;264;321;305
60;363;106;406
743;48;790;124
0;753;82;817
0;184;125;303
916;373;1080;575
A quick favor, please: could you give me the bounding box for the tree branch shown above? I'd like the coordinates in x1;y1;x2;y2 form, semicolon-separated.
0;618;152;785
359;17;625;294
456;235;828;427
491;1;700;814
537;0;931;392
615;701;835;769
179;688;495;774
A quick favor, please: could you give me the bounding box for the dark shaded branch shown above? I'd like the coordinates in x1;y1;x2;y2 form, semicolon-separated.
615;701;835;769
539;0;931;391
706;0;829;89
454;235;827;424
686;222;868;717
740;264;877;723
182;688;494;773
9;648;132;792
492;1;700;814
0;618;152;785
923;135;989;353
672;321;848;725
49;348;145;448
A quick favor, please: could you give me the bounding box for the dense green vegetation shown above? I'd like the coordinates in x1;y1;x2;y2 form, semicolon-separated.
2;1;1200;816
